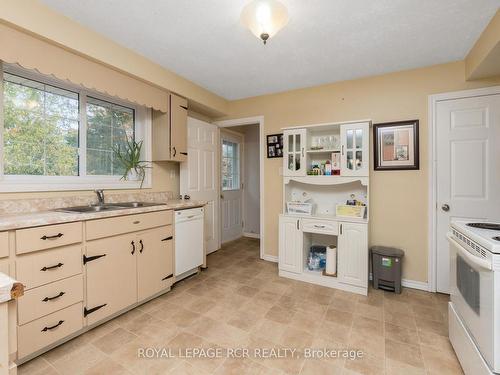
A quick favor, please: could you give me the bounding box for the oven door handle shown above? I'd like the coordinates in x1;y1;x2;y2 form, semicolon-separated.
447;234;492;271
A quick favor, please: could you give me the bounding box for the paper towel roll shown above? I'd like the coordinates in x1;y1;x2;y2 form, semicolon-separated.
326;246;337;275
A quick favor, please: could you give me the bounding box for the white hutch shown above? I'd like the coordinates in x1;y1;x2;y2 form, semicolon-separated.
278;120;370;295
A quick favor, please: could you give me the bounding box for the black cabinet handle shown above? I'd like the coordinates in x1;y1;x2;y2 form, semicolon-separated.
180;152;188;156
41;320;64;332
139;239;144;253
40;263;63;272
84;304;107;317
131;241;136;255
41;233;63;240
83;254;106;265
162;274;173;281
180;105;188;110
42;292;65;302
172;147;177;157
161;236;173;241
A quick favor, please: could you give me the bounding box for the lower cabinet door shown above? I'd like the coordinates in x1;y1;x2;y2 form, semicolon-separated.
85;233;137;325
338;223;368;287
278;216;302;274
137;226;174;301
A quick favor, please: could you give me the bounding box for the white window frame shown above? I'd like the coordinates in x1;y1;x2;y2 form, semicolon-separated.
0;63;152;192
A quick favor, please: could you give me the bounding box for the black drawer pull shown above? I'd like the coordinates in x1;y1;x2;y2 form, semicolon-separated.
180;105;188;110
162;274;173;281
161;236;173;241
41;320;64;332
42;292;65;302
84;303;107;317
133;221;140;224
139;239;144;253
41;233;63;240
180;152;188;156
40;263;63;271
83;254;106;265
131;241;136;255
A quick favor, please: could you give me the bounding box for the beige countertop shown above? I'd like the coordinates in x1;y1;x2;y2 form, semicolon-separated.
0;200;205;231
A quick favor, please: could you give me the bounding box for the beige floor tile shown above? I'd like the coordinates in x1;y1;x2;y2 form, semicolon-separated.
384;322;419;346
352;316;383;337
383;310;416;330
52;344;106;375
18;356;56;375
83;358;131;375
420;345;464;375
169;308;202;328
279;327;314;348
385;338;424;369
42;334;93;364
411;304;446;322
92;327;138;355
329;296;357;313
353;303;383;321
344;353;385;375
235;285;260;298
264;305;295;324
385;359;426;375
214;358;275;375
415;316;448;337
349;328;385;359
417;329;454;353
316;320;352;343
324;308;354;327
250;319;288;344
300;359;343;375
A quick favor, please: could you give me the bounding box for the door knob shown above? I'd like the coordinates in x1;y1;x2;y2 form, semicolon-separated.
441;204;450;212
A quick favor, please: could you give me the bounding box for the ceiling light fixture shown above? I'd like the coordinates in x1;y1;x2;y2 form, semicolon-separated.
240;0;289;45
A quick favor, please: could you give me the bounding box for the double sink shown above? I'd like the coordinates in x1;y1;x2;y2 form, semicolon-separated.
56;202;164;213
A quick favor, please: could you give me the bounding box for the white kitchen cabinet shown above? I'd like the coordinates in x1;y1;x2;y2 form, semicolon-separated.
337;222;368;287
340;122;369;177
283;129;307;176
137;226;174;301
85;233;137;325
278;216;302;273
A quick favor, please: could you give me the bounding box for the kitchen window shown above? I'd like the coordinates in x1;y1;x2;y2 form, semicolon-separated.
222;140;240;191
0;64;151;191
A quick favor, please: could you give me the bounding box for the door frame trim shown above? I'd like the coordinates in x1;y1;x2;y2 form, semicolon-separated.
428;85;500;292
215;116;266;261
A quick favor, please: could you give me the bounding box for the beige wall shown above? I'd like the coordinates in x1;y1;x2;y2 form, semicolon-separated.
221;61;500;283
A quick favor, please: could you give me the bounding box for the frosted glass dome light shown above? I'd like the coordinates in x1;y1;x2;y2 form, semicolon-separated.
240;0;289;44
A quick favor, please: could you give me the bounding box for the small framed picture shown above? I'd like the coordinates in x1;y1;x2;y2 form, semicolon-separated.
267;133;283;158
374;120;419;170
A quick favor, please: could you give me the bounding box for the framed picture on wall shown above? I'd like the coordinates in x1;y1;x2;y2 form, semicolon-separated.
373;120;419;170
267;133;283;158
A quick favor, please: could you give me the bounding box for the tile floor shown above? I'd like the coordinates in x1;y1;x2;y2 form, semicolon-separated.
19;237;463;375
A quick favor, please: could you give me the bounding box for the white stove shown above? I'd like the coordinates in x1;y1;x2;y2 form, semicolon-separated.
448;220;500;375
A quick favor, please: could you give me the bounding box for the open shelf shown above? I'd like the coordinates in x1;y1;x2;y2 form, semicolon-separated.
306;149;340;154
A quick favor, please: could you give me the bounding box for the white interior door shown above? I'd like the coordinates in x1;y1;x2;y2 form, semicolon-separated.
220;130;243;243
180;117;219;254
436;93;500;293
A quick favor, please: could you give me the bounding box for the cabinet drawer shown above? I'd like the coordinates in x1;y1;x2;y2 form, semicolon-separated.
0;232;8;258
18;274;83;325
302;219;338;235
18;302;83;359
86;210;172;240
17;245;82;290
16;222;82;255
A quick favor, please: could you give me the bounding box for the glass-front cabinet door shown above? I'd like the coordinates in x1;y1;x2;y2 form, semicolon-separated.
283;129;306;176
340;122;369;176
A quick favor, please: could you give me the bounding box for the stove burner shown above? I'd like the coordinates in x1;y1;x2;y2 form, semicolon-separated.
467;223;500;231
494;237;500;242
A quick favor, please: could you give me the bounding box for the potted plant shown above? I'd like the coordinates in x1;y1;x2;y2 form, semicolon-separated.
113;138;150;188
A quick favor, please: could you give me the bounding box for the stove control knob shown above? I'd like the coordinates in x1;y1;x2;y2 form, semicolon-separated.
441;204;450;212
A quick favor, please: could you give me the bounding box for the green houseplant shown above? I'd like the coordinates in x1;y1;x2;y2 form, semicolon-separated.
113;138;150;188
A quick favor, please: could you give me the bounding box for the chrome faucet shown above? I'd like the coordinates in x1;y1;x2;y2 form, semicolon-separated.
94;189;105;205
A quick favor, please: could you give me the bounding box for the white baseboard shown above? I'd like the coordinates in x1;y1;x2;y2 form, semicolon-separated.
262;254;278;263
401;279;430;292
243;232;260;239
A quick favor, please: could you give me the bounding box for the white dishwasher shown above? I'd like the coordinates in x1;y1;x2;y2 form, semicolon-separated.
175;207;204;281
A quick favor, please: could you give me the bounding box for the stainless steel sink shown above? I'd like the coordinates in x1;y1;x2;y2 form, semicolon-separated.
55;202;164;213
56;204;126;213
113;202;164;208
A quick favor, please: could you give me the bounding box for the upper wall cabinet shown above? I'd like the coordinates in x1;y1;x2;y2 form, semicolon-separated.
282;122;370;178
283;129;307;176
340;122;369;177
152;93;188;162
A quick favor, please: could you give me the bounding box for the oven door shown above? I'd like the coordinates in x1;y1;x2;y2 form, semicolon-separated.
448;234;496;371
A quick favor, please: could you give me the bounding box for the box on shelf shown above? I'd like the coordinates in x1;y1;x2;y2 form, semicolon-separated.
336;204;366;218
286;202;313;216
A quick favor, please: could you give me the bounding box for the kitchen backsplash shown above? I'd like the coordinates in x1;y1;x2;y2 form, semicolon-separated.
0;191;175;215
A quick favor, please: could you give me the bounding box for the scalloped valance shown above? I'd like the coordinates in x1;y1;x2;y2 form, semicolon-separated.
0;23;169;112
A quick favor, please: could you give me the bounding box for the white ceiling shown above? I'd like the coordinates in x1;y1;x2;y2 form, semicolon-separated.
40;0;500;100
